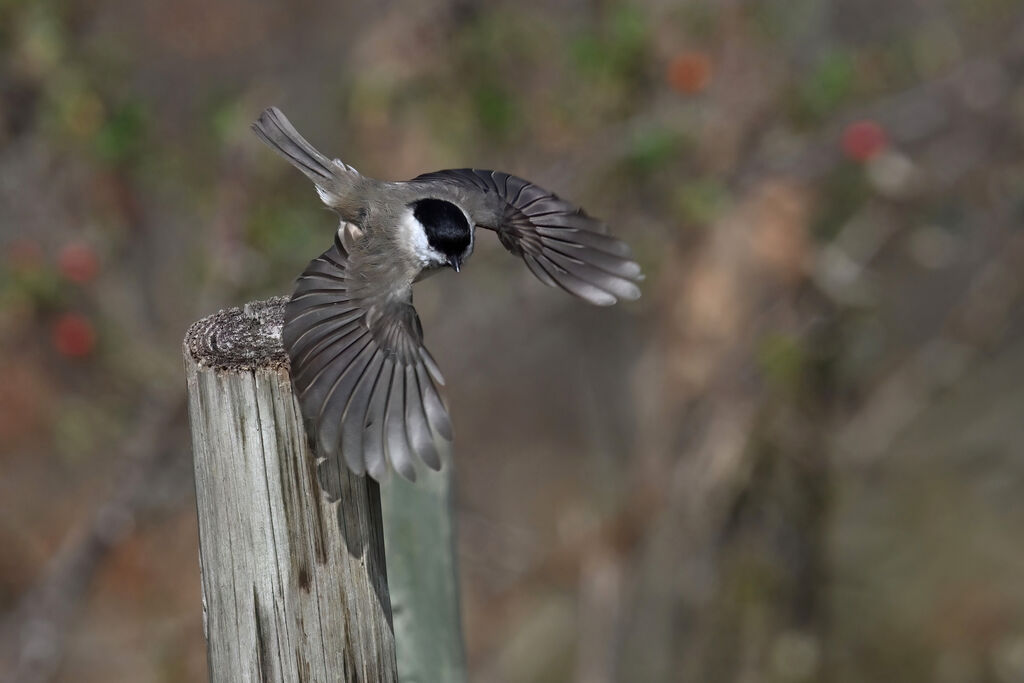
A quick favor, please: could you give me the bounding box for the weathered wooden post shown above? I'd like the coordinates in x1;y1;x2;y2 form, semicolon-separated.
183;297;398;683
381;454;467;682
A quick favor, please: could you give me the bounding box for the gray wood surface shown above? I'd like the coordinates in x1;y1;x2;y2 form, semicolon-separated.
183;298;398;683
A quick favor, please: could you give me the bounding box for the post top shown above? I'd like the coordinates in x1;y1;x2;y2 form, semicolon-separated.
184;297;290;372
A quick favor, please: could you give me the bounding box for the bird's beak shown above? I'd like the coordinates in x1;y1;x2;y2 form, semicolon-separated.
448;256;461;272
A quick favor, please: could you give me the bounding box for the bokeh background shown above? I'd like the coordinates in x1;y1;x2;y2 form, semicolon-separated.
3;0;1024;681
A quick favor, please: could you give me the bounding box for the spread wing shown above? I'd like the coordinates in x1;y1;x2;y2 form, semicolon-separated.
411;169;643;306
283;223;452;482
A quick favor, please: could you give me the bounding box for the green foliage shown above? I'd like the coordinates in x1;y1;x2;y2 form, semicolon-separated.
672;2;718;37
246;200;328;269
757;333;806;395
561;2;654;128
747;0;824;46
792;50;855;124
625;126;682;173
472;81;517;140
205;91;248;145
2;268;61;311
910;21;963;77
11;2;64;74
94;100;148;165
445;9;543;144
673;178;728;224
571;3;648;81
811;164;870;242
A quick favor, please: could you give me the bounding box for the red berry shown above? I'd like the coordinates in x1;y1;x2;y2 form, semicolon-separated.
841;120;888;162
53;313;96;358
58;243;100;284
668;51;713;95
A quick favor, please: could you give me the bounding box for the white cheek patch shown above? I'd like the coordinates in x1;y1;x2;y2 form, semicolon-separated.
399;211;447;267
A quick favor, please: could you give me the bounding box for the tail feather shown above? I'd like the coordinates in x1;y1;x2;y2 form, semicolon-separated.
251;107;338;183
252;107;362;216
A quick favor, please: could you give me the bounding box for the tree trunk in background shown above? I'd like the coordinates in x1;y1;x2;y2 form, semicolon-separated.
620;182;834;682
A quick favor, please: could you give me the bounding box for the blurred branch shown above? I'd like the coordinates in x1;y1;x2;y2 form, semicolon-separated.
836;223;1024;467
0;393;187;683
574;547;626;683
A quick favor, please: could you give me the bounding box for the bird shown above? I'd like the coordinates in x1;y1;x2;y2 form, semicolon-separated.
252;106;643;482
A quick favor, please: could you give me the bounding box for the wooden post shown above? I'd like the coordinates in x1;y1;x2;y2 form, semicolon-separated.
381;451;467;683
183;297;397;683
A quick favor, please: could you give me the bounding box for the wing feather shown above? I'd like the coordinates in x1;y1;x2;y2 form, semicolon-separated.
416;363;454;440
336;349;383;475
540;248;643;301
360;356;392;481
405;365;441;471
411;169;643;304
295;328;371;400
283;224;452;481
289;314;363;369
384;362;417;481
313;340;377;474
522;252;558;287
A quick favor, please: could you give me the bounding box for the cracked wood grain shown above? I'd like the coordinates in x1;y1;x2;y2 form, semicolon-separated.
184;298;397;683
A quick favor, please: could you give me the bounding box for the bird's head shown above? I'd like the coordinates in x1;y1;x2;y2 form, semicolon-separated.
408;198;473;271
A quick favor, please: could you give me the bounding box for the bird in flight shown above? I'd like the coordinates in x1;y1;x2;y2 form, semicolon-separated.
253;107;643;481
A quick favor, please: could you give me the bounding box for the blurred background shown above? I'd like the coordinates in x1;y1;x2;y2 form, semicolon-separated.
2;0;1024;681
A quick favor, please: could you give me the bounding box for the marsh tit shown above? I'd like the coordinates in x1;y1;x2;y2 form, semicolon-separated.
252;107;642;481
